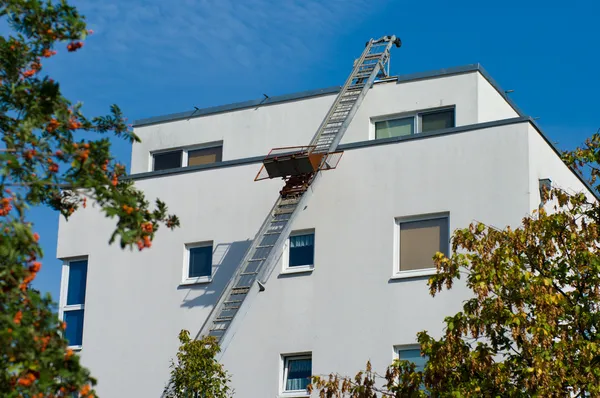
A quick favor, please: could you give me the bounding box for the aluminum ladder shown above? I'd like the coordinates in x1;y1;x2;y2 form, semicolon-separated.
198;35;401;348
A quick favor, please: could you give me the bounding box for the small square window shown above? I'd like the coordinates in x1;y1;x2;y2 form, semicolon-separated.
182;243;213;285
397;216;449;274
188;146;223;167
375;117;414;139
153;150;182;171
283;355;312;393
420;109;455;133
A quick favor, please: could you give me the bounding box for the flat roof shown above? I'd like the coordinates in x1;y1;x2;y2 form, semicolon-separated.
133;63;524;127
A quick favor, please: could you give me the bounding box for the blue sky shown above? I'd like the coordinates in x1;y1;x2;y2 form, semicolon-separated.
30;0;599;300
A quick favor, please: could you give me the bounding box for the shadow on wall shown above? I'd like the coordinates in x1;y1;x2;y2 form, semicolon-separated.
178;240;251;309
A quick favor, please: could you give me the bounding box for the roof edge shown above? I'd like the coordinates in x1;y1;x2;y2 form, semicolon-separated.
133;86;341;127
133;63;509;128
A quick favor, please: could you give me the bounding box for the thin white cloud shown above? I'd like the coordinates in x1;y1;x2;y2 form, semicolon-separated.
75;0;384;76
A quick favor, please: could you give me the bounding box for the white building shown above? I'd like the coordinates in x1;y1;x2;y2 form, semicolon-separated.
56;63;591;397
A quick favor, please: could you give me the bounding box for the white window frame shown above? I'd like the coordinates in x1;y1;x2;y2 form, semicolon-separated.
392;212;450;280
181;241;214;285
59;256;89;350
394;344;421;361
280;353;312;397
149;141;223;171
282;229;315;275
370;106;456;140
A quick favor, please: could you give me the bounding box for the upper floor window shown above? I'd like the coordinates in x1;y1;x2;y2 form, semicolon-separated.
152;143;223;171
394;214;449;278
60;258;88;348
375;108;455;139
153;150;182;171
188;146;222;166
420;109;455;133
182;242;213;285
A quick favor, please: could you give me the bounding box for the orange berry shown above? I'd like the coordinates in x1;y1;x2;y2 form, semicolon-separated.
13;311;22;325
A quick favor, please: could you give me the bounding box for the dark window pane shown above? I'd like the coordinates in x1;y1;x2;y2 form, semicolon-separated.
375;117;414;139
64;310;84;346
421;109;455;133
289;234;314;267
153;151;182;171
189;246;212;278
188;146;222;166
286;358;311;391
66;260;88;305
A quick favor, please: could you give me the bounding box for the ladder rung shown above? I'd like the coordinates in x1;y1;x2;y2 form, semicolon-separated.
248;258;266;262
264;231;282;235
214;318;232;323
240;271;258;276
271;217;290;222
231;287;250;294
224;300;242;305
274;207;295;215
280;198;300;205
256;244;275;248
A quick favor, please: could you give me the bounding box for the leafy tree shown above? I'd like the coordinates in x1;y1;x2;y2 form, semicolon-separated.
310;140;600;397
1;0;179;396
163;330;232;398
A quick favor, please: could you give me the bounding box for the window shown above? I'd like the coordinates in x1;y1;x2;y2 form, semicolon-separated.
374;108;455;139
397;348;427;372
395;346;427;390
60;258;88;348
420;109;455;133
182;242;213;285
282;354;312;394
151;144;223;171
395;215;449;277
188;146;222;166
283;231;315;273
375;117;414;139
153;150;182;171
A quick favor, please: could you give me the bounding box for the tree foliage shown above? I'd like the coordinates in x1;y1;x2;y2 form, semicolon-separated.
1;0;179;396
163;330;232;398
311;138;600;397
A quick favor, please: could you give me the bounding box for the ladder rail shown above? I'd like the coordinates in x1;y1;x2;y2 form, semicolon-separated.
310;38;396;153
307;39;374;147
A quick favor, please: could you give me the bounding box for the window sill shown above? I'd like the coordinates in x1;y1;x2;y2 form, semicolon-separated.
180;276;212;286
281;266;314;275
391;268;436;280
68;345;82;351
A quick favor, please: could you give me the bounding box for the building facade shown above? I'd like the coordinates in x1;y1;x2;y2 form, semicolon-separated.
57;64;591;397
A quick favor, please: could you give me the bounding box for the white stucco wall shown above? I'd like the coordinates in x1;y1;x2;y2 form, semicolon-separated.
57;121;561;397
526;124;594;210
130;72;485;174
476;73;519;122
